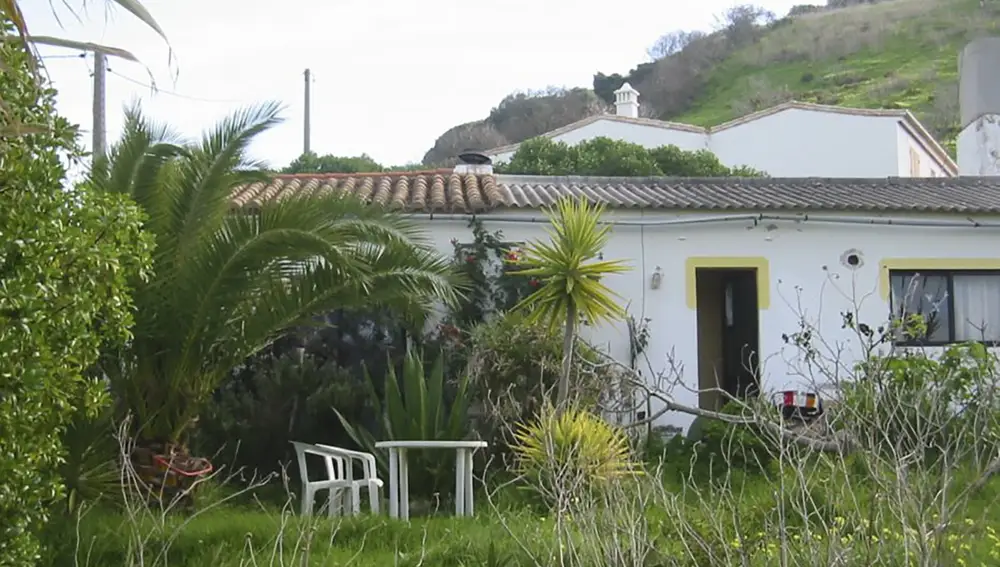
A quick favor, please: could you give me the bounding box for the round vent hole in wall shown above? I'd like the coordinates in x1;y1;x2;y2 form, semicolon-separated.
840;249;864;270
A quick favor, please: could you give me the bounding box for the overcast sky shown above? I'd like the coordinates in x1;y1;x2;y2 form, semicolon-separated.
25;0;806;168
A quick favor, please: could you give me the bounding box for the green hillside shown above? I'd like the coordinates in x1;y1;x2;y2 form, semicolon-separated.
422;0;1000;164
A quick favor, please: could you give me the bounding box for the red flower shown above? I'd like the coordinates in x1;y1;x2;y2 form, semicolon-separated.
529;278;541;288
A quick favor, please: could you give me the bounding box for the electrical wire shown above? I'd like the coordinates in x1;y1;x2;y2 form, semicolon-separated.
106;68;242;104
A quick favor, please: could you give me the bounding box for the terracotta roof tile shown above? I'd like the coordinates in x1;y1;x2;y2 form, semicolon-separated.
230;169;508;213
231;172;1000;215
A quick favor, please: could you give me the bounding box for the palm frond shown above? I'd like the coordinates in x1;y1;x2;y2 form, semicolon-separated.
108;0;168;43
165;103;282;263
21;35;138;60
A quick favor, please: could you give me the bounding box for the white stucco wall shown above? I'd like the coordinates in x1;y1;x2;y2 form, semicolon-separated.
489;109;940;178
897;124;949;177
420;209;1000;432
709;109;900;177
490;118;708;164
957;115;1000;175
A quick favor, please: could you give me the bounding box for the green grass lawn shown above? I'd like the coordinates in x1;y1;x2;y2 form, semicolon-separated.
41;461;1000;566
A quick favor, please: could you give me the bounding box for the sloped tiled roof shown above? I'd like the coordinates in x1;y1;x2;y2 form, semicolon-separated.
230;172;1000;214
495;175;1000;213
231;170;505;213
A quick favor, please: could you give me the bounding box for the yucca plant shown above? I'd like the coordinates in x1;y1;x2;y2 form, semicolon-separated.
335;348;471;496
510;197;630;409
513;404;638;506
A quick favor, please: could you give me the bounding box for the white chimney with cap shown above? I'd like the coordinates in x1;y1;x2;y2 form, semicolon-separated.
453;149;494;175
614;82;640;118
958;38;1000;176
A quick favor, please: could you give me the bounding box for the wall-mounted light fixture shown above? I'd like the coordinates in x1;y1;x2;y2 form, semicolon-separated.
650;266;663;290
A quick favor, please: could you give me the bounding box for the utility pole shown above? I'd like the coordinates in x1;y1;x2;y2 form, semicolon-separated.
303;68;311;155
92;51;107;165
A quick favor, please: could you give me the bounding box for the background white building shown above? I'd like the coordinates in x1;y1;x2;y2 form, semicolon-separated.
485;83;958;179
235;39;1000;433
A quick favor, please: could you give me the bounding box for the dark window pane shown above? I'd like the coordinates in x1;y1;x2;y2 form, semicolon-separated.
889;272;950;342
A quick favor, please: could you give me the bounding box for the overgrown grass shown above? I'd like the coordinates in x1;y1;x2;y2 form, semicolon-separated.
673;0;1000;153
43;506;545;566
40;460;1000;566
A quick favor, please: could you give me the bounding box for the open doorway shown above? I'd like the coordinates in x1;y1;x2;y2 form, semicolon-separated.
695;268;761;411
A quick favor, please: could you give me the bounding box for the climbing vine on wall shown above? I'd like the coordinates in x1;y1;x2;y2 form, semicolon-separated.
441;219;539;334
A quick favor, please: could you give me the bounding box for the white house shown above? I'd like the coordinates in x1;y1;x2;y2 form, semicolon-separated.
234;39;1000;433
484;84;958;179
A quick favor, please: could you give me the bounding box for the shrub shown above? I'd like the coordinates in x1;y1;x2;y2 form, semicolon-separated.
512;406;638;507
684;401;777;478
59;384;122;514
194;352;370;477
0;23;152;564
462;311;611;468
195;308;413;479
842;342;999;462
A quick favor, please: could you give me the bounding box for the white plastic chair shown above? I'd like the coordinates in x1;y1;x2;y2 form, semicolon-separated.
290;441;382;517
316;443;382;515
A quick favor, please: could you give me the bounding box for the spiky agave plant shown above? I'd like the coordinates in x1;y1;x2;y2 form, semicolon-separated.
336;348;472;496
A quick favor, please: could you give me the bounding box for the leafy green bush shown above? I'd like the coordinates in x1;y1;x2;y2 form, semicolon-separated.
0;25;152;565
194;352;370;477
461;311;610;468
668;402;777;481
512;406;638;506
496;136;767;177
843;342;999;461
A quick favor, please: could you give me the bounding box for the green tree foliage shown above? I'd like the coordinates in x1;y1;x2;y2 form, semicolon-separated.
281;152;427;174
0;32;151;565
497;137;766;177
282;151;384;174
88;103;463;454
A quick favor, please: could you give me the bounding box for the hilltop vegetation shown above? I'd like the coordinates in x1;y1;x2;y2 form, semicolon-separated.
423;0;1000;164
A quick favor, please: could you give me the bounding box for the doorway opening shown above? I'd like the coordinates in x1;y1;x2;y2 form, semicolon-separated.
695;268;761;411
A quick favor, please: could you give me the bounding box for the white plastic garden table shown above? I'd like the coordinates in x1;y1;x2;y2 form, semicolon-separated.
374;440;488;520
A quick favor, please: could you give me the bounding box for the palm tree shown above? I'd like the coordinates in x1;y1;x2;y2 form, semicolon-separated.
89;102;463;461
2;1;167;62
511;197;630;410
